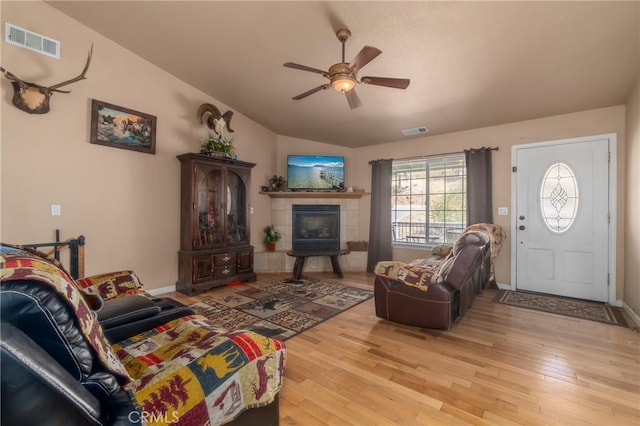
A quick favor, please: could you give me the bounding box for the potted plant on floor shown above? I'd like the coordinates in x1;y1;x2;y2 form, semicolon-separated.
264;224;281;252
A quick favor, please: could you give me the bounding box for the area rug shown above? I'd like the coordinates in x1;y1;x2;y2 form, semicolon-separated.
494;290;629;328
190;278;374;340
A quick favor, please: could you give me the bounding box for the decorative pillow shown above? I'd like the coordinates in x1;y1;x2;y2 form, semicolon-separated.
431;244;453;258
77;270;143;301
407;257;445;276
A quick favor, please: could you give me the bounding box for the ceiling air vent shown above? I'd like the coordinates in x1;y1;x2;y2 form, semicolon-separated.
5;23;60;59
401;126;429;137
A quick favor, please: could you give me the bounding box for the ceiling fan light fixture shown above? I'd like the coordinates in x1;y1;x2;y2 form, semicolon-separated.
285;28;409;106
331;74;356;92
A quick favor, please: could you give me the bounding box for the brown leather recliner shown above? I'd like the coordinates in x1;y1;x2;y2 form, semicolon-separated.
374;230;492;330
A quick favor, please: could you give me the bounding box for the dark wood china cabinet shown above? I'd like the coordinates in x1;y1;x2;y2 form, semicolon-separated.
177;153;256;295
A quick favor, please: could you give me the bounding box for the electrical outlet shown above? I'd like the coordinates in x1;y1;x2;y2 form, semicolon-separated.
498;207;509;216
51;204;61;216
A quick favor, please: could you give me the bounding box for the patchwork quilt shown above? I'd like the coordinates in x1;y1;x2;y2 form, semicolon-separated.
115;316;285;425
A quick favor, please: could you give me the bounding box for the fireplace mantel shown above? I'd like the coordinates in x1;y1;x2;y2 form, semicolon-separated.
259;191;369;199
254;193;367;273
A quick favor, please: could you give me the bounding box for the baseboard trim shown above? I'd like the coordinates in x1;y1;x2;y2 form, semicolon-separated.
496;282;512;290
622;302;640;328
147;284;176;296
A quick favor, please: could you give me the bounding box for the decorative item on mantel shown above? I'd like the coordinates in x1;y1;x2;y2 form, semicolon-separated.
263;224;281;252
268;175;285;192
197;102;236;158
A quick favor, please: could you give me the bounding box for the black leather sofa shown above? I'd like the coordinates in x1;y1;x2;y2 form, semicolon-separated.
1;279;142;425
1;244;285;426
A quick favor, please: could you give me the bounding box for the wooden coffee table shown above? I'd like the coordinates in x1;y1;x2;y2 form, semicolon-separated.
286;249;350;279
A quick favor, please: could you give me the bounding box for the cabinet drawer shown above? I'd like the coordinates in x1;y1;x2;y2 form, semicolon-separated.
214;264;237;279
213;252;236;266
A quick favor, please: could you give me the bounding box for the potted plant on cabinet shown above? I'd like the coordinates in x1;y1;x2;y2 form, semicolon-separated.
200;133;235;158
263;224;281;252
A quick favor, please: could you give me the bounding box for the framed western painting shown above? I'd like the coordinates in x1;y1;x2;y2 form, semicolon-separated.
90;99;157;154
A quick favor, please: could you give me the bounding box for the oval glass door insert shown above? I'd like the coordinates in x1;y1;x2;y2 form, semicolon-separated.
539;162;579;233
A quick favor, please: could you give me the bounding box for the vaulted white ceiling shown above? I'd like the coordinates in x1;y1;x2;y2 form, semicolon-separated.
48;1;639;148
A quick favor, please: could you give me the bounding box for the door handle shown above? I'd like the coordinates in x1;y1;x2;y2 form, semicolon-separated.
519;225;525;230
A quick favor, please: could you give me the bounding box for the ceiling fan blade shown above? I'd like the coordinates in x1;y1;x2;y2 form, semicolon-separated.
345;89;362;109
361;76;410;89
292;84;331;100
349;46;382;72
283;62;326;75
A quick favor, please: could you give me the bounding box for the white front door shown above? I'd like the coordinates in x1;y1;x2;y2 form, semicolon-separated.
513;135;612;302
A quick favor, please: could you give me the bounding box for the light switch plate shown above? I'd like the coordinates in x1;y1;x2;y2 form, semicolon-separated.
498;207;508;216
51;204;61;216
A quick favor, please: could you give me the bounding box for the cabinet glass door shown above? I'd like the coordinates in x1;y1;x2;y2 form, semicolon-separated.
226;171;248;244
195;169;223;248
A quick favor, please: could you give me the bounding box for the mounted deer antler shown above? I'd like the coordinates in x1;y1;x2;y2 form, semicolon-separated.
0;44;93;114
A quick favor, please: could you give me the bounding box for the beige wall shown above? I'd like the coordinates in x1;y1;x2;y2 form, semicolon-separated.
624;73;640;314
352;106;627;299
0;2;634;304
0;1;277;291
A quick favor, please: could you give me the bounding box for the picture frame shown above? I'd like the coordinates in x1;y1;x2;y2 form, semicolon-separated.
90;99;156;154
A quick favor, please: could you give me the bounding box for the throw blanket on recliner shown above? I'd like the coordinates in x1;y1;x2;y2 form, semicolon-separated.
373;257;441;290
0;246;132;383
463;223;506;283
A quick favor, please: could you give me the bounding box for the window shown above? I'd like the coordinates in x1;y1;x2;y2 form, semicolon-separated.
540;162;579;233
392;155;466;246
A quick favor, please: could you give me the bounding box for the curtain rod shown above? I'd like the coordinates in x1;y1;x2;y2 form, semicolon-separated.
376;146;499;163
368;158;393;164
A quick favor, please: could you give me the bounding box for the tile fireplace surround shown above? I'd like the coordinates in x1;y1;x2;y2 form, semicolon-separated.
254;196;367;274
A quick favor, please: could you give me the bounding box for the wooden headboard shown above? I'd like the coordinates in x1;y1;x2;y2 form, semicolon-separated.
24;230;86;279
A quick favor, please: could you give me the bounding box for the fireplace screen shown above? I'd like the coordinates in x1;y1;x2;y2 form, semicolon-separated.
292;204;340;251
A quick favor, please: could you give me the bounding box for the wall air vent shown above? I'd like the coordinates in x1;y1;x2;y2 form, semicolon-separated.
4;23;60;59
401;126;429;136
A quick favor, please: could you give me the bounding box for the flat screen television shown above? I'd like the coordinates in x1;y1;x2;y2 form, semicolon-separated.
287;155;345;191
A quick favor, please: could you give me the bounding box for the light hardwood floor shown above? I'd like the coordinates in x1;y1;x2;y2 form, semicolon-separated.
165;272;640;425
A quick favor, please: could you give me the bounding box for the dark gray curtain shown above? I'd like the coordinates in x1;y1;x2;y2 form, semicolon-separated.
367;159;393;271
465;147;494;225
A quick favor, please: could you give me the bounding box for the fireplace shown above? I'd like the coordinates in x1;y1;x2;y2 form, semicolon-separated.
292;204;340;251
